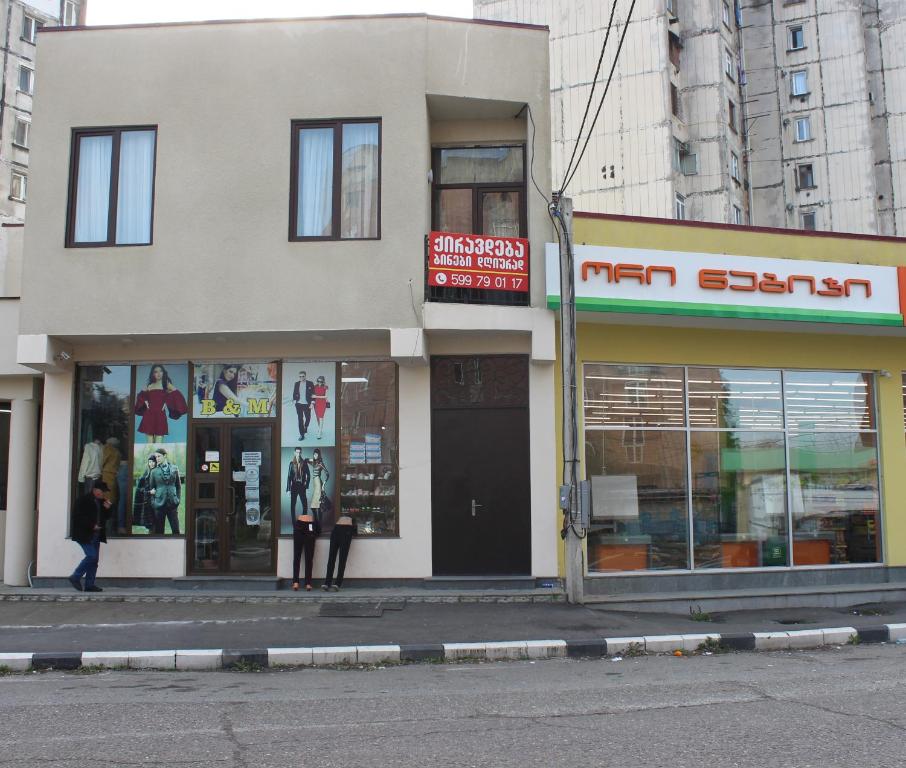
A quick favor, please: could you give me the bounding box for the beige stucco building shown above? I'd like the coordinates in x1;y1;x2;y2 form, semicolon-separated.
5;14;559;588
475;0;906;236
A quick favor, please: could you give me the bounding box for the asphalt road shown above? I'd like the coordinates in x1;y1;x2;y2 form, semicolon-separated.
1;644;904;767
3;598;905;653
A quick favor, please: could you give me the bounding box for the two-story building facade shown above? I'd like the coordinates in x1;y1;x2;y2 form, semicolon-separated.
10;14;558;587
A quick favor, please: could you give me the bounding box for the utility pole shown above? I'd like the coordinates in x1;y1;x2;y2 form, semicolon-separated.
550;195;584;605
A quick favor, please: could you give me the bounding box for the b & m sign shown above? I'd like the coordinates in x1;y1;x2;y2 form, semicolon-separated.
428;231;530;293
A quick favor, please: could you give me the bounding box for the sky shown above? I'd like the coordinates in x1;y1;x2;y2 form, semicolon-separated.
87;0;473;25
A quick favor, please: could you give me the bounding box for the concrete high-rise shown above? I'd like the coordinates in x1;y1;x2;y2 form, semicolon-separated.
475;0;906;236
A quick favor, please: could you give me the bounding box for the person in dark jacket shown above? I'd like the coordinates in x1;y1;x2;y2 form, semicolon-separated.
69;481;111;592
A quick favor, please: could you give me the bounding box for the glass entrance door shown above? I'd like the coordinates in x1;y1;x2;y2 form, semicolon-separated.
190;423;275;574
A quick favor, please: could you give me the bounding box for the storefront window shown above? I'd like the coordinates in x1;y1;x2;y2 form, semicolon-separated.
691;431;787;568
584;364;685;428
687;367;782;430
75;366;131;535
583;364;881;572
0;402;9;509
339;361;398;536
586;428;688;570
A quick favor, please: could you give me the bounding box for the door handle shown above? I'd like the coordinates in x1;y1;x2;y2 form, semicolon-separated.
227;485;237;516
471;499;482;517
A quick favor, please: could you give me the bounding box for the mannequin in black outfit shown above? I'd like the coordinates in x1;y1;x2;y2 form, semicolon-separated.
322;514;356;591
292;513;320;591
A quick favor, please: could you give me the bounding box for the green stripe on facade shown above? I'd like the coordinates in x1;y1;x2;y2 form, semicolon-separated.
546;296;904;326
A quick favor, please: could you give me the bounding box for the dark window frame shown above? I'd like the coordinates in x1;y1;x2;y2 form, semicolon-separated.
430;144;528;239
288;117;382;243
428;144;529;307
65;125;159;248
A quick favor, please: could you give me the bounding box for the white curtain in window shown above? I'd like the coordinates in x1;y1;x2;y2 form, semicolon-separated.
341;122;379;239
297;128;334;237
74;135;113;243
116;130;156;245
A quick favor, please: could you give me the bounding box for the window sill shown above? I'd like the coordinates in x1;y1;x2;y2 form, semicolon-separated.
65;241;153;248
8;196;25;203
795;186;817;192
787;46;807;53
11;142;28;152
289;236;382;243
790;92;811;99
15;89;33;97
792;137;813;144
19;36;37;46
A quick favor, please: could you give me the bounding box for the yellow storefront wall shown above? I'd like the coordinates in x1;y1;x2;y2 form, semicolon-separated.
553;215;906;576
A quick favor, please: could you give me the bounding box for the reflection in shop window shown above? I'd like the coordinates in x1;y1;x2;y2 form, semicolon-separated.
339;362;398;536
583;364;881;571
75;366;131;536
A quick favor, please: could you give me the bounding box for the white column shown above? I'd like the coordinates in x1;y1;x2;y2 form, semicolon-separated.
3;396;38;586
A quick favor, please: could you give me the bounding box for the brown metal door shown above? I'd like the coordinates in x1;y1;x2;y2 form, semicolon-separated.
189;423;276;574
430;356;531;575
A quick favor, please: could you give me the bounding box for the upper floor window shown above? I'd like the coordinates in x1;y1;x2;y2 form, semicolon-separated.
63;1;78;26
13;117;30;149
788;25;805;51
10;171;27;202
800;210;816;230
728;99;738;132
732;204;743;225
722;1;732;28
730;151;740;181
22;15;43;44
794;116;811;142
67;126;157;247
432;145;525;238
796;163;815;190
18;65;34;95
675;192;686;220
791;70;809;96
724;48;735;80
290;119;380;241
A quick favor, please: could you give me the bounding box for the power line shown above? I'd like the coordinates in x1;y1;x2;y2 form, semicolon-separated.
559;0;620;191
561;0;638;195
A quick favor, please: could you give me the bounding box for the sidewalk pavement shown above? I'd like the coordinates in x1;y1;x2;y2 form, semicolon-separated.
1;586;906;671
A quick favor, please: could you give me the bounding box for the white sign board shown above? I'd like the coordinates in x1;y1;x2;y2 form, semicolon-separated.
546;243;903;326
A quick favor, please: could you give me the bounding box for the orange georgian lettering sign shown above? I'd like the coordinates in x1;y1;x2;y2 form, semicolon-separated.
581;261;676;286
698;269;871;298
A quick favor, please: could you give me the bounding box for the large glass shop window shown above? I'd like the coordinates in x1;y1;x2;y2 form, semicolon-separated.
74;364;190;537
584;364;881;572
279;361;398;537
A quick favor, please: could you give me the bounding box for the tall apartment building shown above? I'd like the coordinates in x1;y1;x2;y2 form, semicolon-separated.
0;0;83;579
475;0;906;236
0;1;84;295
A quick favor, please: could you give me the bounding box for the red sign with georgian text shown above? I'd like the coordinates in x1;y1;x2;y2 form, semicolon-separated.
427;231;530;293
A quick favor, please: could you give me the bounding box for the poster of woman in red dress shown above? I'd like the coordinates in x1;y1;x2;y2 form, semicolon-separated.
134;364;188;442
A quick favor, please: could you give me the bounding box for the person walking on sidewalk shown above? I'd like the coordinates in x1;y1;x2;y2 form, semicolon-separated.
69;481;111;592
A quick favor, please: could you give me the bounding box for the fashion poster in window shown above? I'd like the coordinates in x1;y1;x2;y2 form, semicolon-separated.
280;446;336;535
193;362;278;418
281;362;336;447
133;363;189;443
132;442;187;535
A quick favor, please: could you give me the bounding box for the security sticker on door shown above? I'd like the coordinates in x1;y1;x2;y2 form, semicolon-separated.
244;465;260;488
245;503;261;526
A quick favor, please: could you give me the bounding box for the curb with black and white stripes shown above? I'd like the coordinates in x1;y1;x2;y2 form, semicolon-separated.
3;623;905;672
